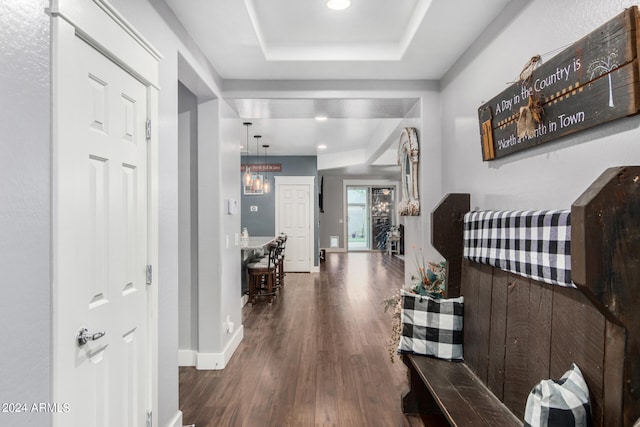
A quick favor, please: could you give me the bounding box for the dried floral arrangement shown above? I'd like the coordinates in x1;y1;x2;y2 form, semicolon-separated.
382;249;446;362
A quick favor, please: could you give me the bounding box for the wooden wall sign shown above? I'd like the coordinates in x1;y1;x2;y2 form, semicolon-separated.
240;163;282;172
478;6;640;161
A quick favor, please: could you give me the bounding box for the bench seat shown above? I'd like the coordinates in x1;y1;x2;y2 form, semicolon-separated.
403;168;640;426
403;354;522;427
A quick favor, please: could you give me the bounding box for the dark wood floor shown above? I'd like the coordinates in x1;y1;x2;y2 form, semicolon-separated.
179;252;424;427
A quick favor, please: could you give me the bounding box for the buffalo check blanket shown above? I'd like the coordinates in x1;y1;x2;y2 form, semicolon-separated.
463;210;574;288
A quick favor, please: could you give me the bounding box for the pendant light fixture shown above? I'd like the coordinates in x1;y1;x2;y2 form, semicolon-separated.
242;122;253;187
262;144;271;193
253;135;262;191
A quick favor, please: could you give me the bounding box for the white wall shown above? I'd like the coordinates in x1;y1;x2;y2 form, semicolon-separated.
402;89;443;281
0;2;51;427
441;0;640;212
178;83;199;355
196;98;243;368
196;100;224;359
218;103;243;362
104;1;235;426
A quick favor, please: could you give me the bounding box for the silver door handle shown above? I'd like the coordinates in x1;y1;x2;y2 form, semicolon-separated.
77;328;106;346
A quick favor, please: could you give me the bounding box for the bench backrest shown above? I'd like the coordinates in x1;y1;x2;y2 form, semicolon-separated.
431;166;640;426
461;261;612;422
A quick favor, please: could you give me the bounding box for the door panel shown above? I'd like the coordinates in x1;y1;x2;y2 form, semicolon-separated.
54;33;148;426
278;184;311;272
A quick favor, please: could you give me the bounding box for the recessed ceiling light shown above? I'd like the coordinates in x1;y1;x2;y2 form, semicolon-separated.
315;116;328;121
326;0;350;11
317;144;328;150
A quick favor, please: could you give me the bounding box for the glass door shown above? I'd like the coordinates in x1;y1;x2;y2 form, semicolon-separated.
347;186;395;251
347;187;369;250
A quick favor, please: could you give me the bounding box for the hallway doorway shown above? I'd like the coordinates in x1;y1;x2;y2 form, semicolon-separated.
346;185;396;251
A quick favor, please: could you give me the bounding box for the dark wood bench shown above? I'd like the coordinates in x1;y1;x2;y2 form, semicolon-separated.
402;166;640;426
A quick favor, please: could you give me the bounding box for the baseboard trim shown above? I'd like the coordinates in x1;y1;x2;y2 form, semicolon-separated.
310;265;320;273
165;410;183;427
225;324;244;362
178;349;196;367
323;247;346;253
241;293;248;307
196;324;244;370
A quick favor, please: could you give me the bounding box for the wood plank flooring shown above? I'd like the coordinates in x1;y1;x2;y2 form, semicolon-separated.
179;252;424;427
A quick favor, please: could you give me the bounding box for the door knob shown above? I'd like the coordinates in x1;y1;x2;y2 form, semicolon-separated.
77;328;106;346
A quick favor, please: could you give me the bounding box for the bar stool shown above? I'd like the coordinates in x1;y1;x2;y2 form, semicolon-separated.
247;243;277;305
275;234;287;288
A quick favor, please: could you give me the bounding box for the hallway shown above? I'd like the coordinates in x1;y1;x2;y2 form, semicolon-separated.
179;252;423;426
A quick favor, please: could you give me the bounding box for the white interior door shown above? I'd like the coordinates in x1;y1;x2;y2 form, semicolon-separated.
54;29;150;426
275;177;314;272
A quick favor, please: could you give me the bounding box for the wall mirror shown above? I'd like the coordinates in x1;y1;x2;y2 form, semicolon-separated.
398;127;420;216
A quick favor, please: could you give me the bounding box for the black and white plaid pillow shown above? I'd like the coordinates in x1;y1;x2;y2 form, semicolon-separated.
524;363;592;427
398;290;464;361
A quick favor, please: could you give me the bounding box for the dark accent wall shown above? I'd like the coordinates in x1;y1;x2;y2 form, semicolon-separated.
241;155;319;265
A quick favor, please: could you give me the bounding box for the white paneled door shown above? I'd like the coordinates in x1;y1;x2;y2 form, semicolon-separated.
53;24;150;427
275;177;315;272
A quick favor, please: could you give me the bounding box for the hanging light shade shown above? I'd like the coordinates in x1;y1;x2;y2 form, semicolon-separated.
253;135;262;191
242;122;253;187
262;144;271;193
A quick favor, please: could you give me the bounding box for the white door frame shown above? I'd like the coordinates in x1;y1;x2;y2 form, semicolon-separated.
50;1;161;424
275;176;317;273
343;179;400;252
